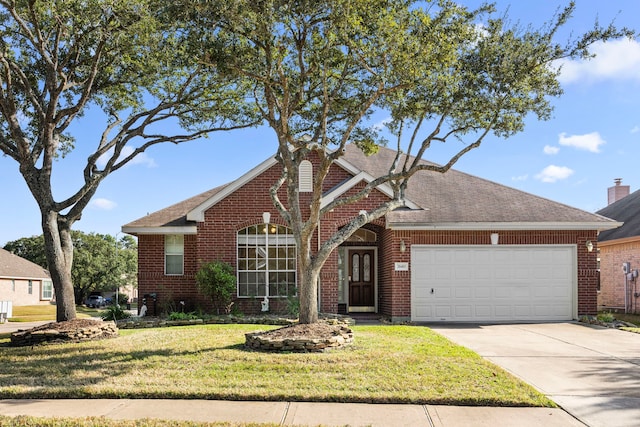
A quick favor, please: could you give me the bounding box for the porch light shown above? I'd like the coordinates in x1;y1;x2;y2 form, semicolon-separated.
586;240;594;252
399;240;406;253
490;233;499;245
262;212;271;224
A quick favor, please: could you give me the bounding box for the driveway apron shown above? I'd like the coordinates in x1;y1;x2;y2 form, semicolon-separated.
429;322;640;427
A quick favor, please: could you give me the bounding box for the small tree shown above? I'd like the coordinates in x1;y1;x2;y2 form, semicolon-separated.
195;261;237;315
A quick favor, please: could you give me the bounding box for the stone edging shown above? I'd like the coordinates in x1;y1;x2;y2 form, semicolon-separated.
10;321;118;347
116;314;352;329
245;324;354;352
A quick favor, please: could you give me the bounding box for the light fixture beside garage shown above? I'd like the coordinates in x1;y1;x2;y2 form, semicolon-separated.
490;233;499;245
399;240;406;252
585;240;594;252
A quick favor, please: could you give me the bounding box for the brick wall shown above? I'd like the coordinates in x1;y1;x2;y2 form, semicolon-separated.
598;239;640;313
135;153;600;319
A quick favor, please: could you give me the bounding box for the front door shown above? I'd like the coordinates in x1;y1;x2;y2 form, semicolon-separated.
348;249;375;311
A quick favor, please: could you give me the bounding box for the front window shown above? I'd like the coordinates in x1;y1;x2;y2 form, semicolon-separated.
165;235;184;275
237;224;296;297
41;280;53;300
28;280;32;294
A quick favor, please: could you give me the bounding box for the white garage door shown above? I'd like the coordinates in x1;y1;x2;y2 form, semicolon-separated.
411;245;576;322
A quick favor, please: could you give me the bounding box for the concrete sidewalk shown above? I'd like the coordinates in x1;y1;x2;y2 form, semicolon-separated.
0;399;583;426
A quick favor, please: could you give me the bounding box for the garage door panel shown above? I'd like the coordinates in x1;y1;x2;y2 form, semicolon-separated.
435;306;452;318
411;245;576;322
454;305;472;317
475;287;491;298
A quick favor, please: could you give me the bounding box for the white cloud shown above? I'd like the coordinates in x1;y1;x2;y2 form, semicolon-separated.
90;198;117;210
557;38;640;84
96;145;157;169
631;126;640;134
558;132;605;153
511;174;528;181
371;117;392;132
543;145;559;155
535;165;574;183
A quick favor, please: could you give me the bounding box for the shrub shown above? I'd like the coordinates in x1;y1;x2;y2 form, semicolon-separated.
101;304;131;321
597;312;615;323
195;260;236;314
168;311;199;321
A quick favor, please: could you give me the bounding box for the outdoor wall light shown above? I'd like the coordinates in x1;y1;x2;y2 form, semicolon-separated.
399;240;406;253
586;240;594;252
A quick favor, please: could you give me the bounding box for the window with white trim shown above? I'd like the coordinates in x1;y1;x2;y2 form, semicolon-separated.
41;280;53;300
237;224;296;297
165;235;184;275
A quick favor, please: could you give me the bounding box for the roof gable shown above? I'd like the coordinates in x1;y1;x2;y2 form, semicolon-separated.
0;248;50;280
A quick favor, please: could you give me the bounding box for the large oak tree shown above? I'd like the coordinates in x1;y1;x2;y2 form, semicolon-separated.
0;0;256;321
184;0;632;323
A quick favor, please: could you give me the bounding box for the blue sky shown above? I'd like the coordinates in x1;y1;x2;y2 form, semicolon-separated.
2;0;640;246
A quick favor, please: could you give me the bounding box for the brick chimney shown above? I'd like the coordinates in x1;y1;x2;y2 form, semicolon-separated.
608;178;630;205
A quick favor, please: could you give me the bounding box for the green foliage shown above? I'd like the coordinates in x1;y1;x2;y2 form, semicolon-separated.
168;311;199;321
100;304;131;321
195;261;237;314
0;0;257;321
4;232;138;306
597;312;615;323
287;296;300;317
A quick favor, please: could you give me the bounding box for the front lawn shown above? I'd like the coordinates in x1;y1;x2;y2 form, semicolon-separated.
0;324;551;407
9;304;100;322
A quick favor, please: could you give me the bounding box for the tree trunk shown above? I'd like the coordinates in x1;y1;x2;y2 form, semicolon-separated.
298;262;319;324
42;211;77;322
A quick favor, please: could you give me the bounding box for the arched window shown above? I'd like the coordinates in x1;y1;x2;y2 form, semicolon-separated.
237;224;297;297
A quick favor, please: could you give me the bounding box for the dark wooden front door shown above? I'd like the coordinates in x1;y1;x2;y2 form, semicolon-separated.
348;249;375;307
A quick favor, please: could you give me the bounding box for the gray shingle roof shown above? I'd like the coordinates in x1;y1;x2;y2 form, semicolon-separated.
596;190;640;241
344;145;615;227
0;248;50;280
123;185;228;229
123;144;617;231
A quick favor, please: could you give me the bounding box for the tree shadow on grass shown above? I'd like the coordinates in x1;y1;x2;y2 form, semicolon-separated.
0;337;242;397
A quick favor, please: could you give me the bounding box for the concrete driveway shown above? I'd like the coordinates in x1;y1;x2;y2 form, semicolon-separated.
430;322;640;427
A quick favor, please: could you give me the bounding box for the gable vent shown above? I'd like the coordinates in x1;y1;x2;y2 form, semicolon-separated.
299;160;313;192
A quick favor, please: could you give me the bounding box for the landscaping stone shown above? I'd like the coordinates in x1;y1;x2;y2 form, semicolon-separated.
244;322;354;352
10;319;118;347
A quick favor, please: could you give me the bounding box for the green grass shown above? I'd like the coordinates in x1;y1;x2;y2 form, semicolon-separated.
9;305;100;322
0;324;551;407
597;311;640;333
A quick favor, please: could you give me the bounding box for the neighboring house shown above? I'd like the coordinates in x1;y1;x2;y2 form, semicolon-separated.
596;180;640;313
123;145;619;322
0;247;53;306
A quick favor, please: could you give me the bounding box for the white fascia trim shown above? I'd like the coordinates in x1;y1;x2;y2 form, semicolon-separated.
1;275;50;281
386;221;624;231
187;155;278;222
324;164;422;210
122;226;198;235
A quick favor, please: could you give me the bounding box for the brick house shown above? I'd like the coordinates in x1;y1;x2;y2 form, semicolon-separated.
0;248;53;307
596;180;640;313
123;145;619;322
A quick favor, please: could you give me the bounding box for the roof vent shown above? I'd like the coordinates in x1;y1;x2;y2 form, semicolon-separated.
299;160;313;192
